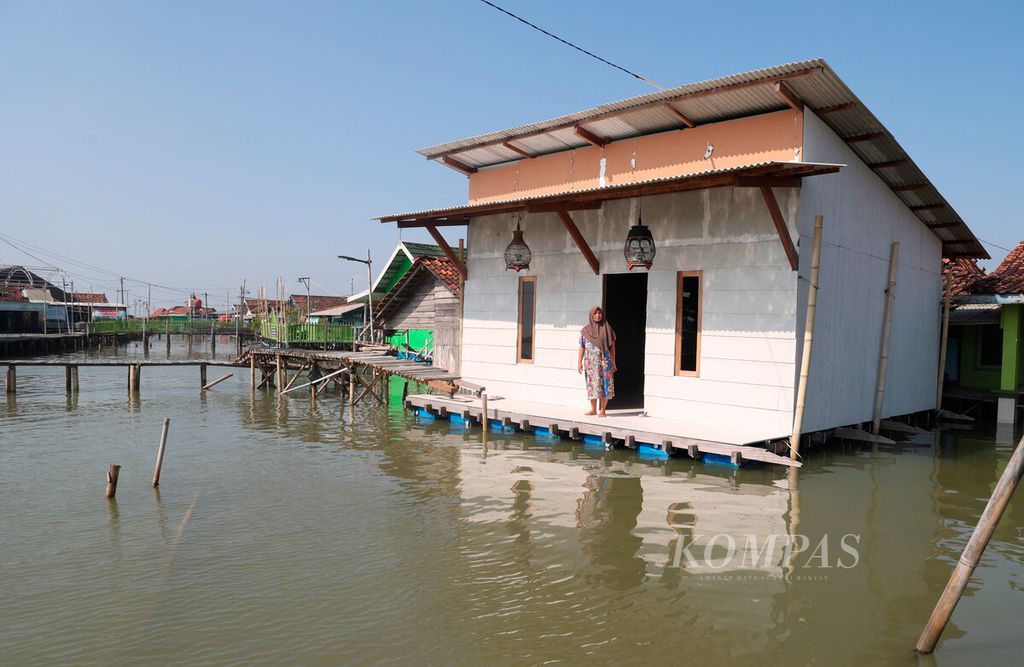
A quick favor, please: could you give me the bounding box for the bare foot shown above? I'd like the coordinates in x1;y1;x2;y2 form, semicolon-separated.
598;411;607;418
584;410;597;416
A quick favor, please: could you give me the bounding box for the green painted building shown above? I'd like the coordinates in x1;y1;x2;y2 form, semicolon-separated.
946;243;1024;422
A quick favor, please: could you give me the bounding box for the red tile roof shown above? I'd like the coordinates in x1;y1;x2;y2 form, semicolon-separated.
419;257;462;294
968;241;1024;296
943;258;986;297
73;292;109;304
1;286;27;302
290;294;347;311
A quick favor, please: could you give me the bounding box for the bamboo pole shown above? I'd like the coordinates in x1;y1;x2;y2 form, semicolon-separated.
791;215;823;460
201;373;233;391
105;464;121;498
872;241;900;435
916;433;1024;653
936;273;953;412
282;369;347;395
152;418;170;486
481;392;489;448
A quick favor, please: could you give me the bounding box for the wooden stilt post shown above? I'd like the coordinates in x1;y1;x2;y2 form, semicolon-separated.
200;363;207;388
66;365;73;393
872;241;900;435
6;364;15;394
128;364;135;393
349;367;355;406
916;433;1024;653
105;464;121;498
402;380;409;403
250;355;256;392
201;373;233;391
936;273;953;412
152;418;170;486
275;355;283;394
71;365;79;392
791;215;823;460
133;364;141;392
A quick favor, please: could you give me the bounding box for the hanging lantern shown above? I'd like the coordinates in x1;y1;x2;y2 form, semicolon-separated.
504;214;532;272
624;208;656;270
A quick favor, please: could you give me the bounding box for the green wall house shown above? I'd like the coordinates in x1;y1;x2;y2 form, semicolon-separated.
346;241;449;307
947;242;1024;422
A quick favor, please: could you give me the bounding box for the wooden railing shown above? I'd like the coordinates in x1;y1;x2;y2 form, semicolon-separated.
257;318;357;345
88;320;255;335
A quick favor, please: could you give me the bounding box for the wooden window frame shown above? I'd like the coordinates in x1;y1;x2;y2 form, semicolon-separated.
517;276;537;364
674;271;702;377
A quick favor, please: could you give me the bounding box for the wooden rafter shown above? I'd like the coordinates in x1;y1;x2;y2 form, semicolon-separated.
844;132;884;143
556;210;600;275
926;222;960;230
814;101;857;114
664;103;696;127
441;156;477;175
910;203;945;212
891;183;928;192
868;159;908;170
574;125;609;148
759;187;799;271
735;176;802;188
526;201;603;214
773;81;804;112
425;224;468;280
502;141;533;159
396;217;470;229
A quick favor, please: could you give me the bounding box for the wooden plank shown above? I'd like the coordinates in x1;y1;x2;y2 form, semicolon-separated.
574;125;608;147
879;419;928;434
773;81;804;112
759;186;799;271
814;101;857;114
844;132;884;143
556;210;601;275
867;159;908;170
832;427;896;445
664;103;696;127
425;225;468;280
502;141;533;159
441;156;476;175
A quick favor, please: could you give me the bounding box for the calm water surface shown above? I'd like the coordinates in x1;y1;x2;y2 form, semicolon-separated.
2;338;1023;665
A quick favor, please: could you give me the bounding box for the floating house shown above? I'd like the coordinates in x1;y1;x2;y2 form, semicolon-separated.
347;241;452;306
945;242;1024;422
375;59;985;453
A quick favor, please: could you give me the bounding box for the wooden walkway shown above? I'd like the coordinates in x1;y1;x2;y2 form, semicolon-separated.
405;394;801;468
238;347;460;397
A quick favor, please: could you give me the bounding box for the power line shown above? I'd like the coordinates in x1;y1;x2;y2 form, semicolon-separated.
477;0;666;91
978;238;1014;253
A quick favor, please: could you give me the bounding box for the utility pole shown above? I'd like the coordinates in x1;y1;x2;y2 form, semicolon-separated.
297;277;311;319
337;250;373;343
204;291;208;320
120;276;125;309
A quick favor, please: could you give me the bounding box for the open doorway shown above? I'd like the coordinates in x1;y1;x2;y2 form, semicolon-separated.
603;273;647;410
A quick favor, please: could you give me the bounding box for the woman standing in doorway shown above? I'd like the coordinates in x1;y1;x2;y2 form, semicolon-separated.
578;306;617;417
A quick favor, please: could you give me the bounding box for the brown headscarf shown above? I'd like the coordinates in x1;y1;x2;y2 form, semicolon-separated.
581;306;616;353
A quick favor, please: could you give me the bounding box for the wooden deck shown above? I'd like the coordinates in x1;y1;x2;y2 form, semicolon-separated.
405;393;800;468
239;347;460;393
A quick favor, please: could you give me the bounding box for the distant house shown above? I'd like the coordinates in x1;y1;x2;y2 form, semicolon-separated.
946;242;1024;422
290;294;347;317
308;302;365;326
347;241;451;306
0;286;45;333
374;256;463;372
375;59;987;446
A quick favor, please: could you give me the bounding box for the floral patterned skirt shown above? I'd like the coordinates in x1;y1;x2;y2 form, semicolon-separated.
581;337;615;400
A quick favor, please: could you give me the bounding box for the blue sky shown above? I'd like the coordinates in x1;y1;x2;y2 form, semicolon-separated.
1;0;1020;309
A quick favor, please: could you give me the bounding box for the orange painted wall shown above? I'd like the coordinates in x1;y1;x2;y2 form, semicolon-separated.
467;109;803;204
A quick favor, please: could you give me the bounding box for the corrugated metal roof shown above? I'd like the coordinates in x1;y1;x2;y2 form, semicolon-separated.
413;59;984;259
373;161;842;222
